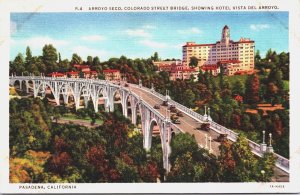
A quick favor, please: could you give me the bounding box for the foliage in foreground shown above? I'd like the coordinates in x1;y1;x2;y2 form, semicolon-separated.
10;98;276;183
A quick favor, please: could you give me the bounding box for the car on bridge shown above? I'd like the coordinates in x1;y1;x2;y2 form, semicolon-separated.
172;119;181;124
176;111;183;117
215;133;228;142
169;105;177;113
200;122;210;131
170;114;179;121
162;100;168;106
154;104;160;109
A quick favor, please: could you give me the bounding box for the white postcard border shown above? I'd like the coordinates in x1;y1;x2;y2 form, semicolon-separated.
0;0;300;193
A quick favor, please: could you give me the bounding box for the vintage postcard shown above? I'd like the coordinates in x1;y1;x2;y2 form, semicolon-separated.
0;0;300;193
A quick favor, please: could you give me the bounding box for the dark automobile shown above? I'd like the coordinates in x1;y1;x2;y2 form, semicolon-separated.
162;100;168;106
177;111;183;117
170;114;179;120
200;122;210;131
172;119;181;124
216;133;228;142
154;104;160;109
169;105;177;113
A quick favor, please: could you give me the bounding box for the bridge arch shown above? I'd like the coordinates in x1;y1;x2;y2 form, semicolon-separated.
110;88;124;113
78;84;92;108
58;83;76;106
95;86;109;112
35;82;55;97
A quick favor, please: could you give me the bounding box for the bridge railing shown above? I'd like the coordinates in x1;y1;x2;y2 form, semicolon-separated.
274;154;290;173
248;139;263;156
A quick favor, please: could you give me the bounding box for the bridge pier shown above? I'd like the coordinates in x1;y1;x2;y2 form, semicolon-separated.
84;96;89;108
143;109;151;151
63;94;68;105
25;81;29;93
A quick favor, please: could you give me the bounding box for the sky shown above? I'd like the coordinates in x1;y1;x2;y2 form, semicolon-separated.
10;12;288;61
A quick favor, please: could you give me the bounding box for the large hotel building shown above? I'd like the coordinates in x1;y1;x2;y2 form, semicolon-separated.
182;25;255;75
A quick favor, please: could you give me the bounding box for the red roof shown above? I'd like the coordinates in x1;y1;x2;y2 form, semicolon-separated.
66;71;79;75
201;65;219;71
219;60;241;64
171;68;196;73
183;43;215;47
103;69;120;73
235;40;254;44
48;72;65;77
74;64;90;69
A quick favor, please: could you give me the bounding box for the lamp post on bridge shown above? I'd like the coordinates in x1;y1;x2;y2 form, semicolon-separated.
267;133;274;153
260;130;267;152
204;105;207;120
139;79;142;88
151;83;154;92
207;107;212;121
165;89;170;102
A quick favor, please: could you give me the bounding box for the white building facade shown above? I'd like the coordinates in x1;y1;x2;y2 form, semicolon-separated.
182;25;255;75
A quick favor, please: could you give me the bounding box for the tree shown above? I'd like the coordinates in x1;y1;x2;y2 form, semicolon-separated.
30;57;44;74
232;80;245;96
231;135;258;182
42;44;58;73
58;52;62;63
169;133;198;165
268;69;284;92
11;53;25;75
182;89;195;108
87;56;93;66
255;50;261;63
47;152;72;176
85;145;109;180
25;46;33;72
189;56;198;68
218;139;236;181
71;53;83;65
219;65;225;89
92;56;101;72
58;59;70;72
151;52;159;62
245;74;260;104
167;151;196;182
257;152;276;182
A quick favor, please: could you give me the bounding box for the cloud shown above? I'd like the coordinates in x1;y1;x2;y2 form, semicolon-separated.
172;43;185;49
11;36;69;49
81;35;106;42
139;39;168;49
142;25;156;29
10;21;17;34
125;29;151;37
177;27;202;34
250;24;270;31
72;46;108;59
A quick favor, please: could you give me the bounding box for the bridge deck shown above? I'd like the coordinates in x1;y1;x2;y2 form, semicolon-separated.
129;85;289;182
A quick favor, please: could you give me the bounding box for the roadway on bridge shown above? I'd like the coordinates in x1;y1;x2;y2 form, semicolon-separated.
129;85;221;155
129;84;289;182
